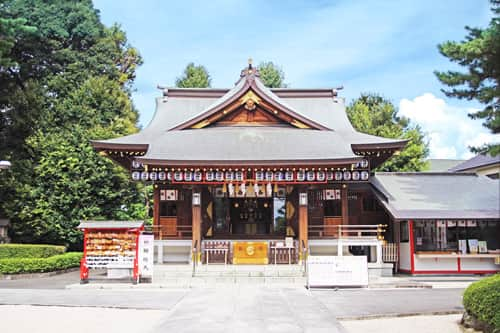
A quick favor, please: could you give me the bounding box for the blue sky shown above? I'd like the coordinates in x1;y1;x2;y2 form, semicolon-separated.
93;0;498;160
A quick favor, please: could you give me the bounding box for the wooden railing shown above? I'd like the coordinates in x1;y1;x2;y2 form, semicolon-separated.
308;224;387;239
382;243;398;263
145;225;193;240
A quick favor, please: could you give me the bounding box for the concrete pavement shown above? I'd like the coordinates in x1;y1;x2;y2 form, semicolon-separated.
0;305;165;333
340;314;464;333
312;288;464;318
0;269;477;333
0;286;466;333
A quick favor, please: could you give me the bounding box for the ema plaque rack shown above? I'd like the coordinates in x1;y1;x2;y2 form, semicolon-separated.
77;221;144;284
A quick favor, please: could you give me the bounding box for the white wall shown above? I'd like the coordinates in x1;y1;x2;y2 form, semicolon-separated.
399;242;411;271
461;257;499;271
414;257;457;271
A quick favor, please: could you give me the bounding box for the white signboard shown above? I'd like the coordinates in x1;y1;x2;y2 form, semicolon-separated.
138;234;154;278
307;255;368;287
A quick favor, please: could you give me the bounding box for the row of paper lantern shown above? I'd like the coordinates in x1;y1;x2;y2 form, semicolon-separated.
132;159;369;171
131;170;369;182
354;159;369;169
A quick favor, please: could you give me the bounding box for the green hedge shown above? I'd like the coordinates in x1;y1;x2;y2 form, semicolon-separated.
0;252;82;274
463;274;500;332
0;244;66;259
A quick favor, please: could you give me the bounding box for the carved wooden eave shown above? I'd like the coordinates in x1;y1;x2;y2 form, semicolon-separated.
170;65;331;131
90;141;148;169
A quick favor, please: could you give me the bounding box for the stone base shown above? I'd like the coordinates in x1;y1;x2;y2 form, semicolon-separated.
368;263;394;277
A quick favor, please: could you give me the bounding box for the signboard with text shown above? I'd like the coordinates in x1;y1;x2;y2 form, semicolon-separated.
307;255;368;287
138;234;154;279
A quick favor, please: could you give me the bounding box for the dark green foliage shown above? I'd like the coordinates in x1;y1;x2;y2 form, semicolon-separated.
0;0;147;247
258;61;287;88
175;62;211;88
435;1;500;156
463;274;500;332
0;16;36;67
0;243;65;259
347;94;429;171
0;252;82;274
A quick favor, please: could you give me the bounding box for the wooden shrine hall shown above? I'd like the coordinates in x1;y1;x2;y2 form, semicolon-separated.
90;62;499;274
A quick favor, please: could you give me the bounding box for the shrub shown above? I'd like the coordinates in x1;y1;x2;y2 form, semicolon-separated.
0;252;82;274
463;274;500;332
0;244;66;259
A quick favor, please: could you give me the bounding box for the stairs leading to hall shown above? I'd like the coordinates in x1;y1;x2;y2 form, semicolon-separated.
152;264;307;287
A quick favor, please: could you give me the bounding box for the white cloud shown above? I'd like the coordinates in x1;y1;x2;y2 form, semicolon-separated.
399;93;499;159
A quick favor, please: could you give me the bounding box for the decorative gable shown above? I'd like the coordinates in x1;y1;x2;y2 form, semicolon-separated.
191;90;307;128
172;63;330;131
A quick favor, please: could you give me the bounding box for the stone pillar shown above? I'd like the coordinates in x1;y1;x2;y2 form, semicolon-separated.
298;189;309;262
376;242;383;264
192;188;202;263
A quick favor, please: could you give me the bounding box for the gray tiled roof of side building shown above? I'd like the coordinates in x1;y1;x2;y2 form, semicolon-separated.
448;153;500;172
370;172;500;220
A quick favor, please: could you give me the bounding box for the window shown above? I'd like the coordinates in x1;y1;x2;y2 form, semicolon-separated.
273;197;286;234
213;197;229;232
324;200;341;217
160;202;177;217
414;220;499;252
400;221;409;242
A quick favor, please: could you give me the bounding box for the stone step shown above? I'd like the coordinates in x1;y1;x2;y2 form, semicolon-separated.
195;270;304;277
152;276;307;287
154;271;305;278
154;264;304;274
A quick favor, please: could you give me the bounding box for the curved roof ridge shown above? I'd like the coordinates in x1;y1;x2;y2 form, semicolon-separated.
169;67;331;131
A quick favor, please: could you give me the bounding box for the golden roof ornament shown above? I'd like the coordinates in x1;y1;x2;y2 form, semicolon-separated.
240;58;259;77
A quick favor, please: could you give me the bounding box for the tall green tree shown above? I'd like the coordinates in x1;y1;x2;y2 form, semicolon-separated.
258;61;287;88
0;0;146;247
175;62;211;88
0;16;35;67
435;0;500;156
347;94;429;172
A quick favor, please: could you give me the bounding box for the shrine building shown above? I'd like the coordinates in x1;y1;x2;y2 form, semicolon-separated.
91;63;499;274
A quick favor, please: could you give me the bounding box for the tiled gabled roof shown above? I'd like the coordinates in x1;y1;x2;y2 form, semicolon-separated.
371;172;500;220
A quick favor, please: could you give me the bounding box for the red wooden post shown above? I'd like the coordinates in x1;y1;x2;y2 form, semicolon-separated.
409;220;415;274
80;229;89;282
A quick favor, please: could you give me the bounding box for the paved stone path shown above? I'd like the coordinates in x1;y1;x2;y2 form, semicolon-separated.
0;270;471;333
151;286;345;332
0;286;466;333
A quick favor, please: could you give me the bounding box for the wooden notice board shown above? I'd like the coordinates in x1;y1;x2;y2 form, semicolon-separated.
159;217;177;237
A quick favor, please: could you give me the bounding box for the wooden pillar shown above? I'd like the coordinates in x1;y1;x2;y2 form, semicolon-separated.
341;184;349;225
298;189;309;261
192;187;202;263
153;186;160;228
153;186;162;263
